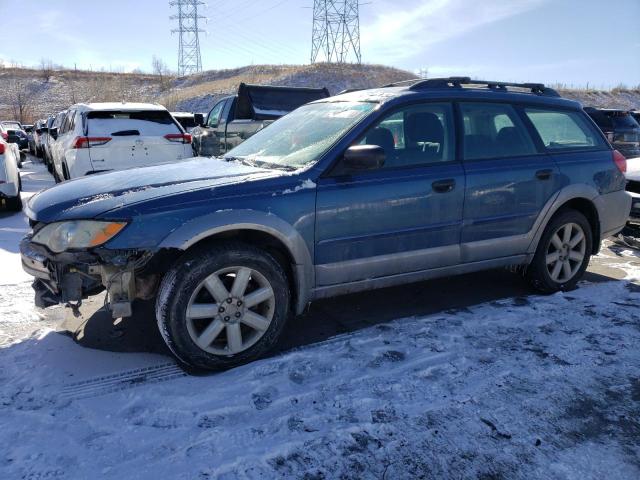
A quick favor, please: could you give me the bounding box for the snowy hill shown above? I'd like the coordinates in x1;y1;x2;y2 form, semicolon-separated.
0;64;638;122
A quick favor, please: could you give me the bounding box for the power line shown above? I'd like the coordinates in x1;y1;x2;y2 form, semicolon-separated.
311;0;362;64
170;0;206;76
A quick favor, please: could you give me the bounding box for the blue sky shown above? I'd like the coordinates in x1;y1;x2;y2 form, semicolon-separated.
0;0;638;88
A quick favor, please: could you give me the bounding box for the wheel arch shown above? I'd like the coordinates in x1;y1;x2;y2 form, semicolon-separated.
529;185;602;256
158;210;314;314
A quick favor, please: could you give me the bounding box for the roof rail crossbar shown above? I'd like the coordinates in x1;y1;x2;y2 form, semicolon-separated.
408;77;560;97
381;78;423;88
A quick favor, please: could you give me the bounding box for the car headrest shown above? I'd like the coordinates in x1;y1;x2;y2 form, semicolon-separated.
405;112;444;145
366;127;395;156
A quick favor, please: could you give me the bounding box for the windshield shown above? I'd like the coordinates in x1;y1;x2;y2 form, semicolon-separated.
224;101;376;170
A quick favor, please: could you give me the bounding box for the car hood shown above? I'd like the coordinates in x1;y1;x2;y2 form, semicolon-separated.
26;157;276;223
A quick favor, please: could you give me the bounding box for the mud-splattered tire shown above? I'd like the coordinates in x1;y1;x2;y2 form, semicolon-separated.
526;209;593;293
156;241;291;370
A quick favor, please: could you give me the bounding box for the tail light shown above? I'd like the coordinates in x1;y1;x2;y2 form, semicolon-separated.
72;136;112;149
0;132;8;140
164;133;192;144
613;149;627;174
0;143;5;154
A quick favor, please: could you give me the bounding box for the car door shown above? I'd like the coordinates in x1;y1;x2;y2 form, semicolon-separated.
314;102;465;286
198;99;227;156
222;98;259;153
458;102;561;262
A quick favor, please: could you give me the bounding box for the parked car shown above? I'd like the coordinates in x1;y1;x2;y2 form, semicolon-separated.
7;129;29;151
33;119;48;158
23;124;36;154
49;102;193;181
1;120;23;131
45;111;67;173
40;115;56;171
0;137;22;211
20;77;631;370
191;83;330;157
0;125;24;167
584;107;640;160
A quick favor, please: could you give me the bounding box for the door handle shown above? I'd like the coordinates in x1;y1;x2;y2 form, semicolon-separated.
432;179;455;193
535;169;553;180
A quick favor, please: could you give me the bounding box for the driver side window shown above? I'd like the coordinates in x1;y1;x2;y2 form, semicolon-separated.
356;103;455;170
207;100;226;127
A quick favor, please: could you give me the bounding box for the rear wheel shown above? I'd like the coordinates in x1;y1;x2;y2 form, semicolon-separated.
526;210;592;292
156;242;291;370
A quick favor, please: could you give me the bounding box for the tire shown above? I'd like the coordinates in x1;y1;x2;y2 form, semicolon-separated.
62;163;70;181
156;241;291;370
5;194;22;212
526;209;593;293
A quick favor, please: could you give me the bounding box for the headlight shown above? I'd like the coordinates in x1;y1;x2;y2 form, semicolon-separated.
32;221;127;253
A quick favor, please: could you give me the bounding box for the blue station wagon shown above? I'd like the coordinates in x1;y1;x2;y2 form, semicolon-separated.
21;77;631;369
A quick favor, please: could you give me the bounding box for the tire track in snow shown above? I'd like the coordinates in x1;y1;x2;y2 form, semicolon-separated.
60;362;188;400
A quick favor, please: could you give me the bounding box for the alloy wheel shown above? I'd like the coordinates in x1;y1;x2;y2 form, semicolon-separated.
186;266;275;355
545;222;586;283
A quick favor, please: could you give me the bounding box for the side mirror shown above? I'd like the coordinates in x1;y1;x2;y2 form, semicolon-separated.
343;145;385;171
194;113;205;126
49;127;58;140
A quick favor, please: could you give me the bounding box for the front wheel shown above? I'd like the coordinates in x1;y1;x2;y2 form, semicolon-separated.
526;210;593;293
156;242;291;370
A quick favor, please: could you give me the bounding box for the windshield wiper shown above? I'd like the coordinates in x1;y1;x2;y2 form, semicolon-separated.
223;156;295;171
255;161;296;171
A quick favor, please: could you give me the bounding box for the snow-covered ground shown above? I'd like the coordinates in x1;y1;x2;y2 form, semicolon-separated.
1;159;639;479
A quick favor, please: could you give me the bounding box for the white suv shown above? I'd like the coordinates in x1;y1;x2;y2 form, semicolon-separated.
51;103;193;181
0;137;22;211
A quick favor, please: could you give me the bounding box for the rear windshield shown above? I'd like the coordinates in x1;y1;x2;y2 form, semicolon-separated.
2;122;21;130
87;110;181;136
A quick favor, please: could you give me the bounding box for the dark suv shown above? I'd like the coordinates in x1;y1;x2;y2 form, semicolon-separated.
20;77;631;369
584;107;640;159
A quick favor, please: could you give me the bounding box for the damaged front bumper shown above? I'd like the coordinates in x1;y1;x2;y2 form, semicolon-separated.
20;235;159;318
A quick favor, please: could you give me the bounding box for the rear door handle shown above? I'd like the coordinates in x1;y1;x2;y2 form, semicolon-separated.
535;169;553;180
432;179;456;193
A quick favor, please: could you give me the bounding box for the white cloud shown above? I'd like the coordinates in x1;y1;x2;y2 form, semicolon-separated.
361;0;548;63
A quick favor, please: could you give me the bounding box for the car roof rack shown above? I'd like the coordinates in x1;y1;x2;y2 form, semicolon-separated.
381;78;423;88
405;77;560;97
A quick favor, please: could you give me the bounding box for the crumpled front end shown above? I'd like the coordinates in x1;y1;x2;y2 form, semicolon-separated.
20;232;163;318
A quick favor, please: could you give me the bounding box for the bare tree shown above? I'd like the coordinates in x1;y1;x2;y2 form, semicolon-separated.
152;55;172;91
7;78;35;123
40;58;54;81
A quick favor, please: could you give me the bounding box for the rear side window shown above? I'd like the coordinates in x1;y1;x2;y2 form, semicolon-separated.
525;109;606;150
87;110;180;136
461;103;537;160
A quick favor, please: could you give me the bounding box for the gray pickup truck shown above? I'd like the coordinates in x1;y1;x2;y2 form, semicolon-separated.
191;83;330;157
